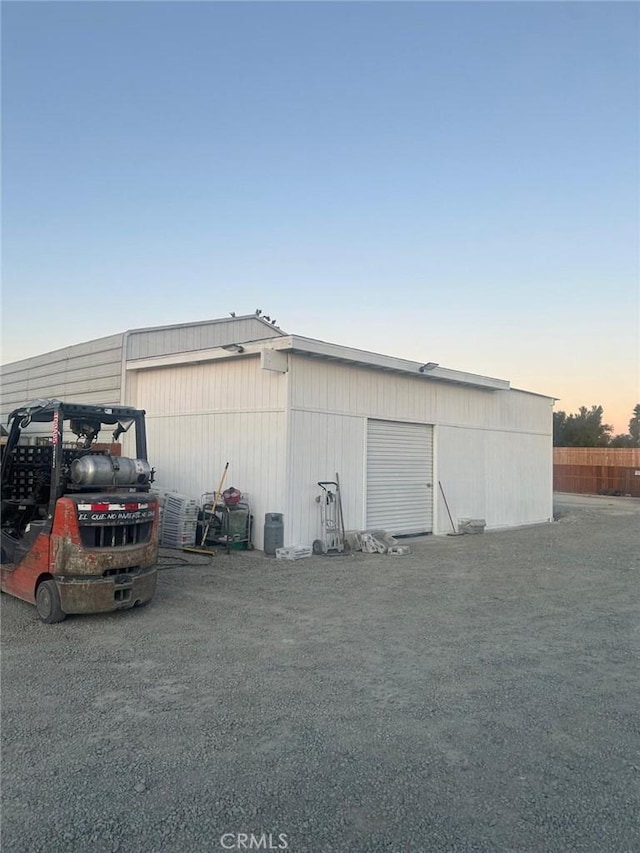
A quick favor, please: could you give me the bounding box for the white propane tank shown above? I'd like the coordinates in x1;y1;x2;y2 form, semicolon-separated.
70;455;151;487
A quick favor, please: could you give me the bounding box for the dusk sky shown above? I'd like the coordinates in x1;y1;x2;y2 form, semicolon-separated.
2;2;638;434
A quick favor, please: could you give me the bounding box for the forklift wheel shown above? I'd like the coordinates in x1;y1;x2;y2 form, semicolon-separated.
35;580;66;624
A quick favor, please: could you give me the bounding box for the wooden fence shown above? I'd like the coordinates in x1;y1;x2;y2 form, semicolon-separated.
554;448;640;466
553;448;640;497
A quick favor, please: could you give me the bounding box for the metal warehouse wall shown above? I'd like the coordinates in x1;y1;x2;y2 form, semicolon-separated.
437;426;552;530
127;356;288;550
1;334;125;423
286;407;365;545
0;319;283;423
285;356;553;545
126;317;283;360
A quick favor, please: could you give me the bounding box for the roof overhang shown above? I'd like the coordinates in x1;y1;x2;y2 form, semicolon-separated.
269;335;511;391
127;334;511;392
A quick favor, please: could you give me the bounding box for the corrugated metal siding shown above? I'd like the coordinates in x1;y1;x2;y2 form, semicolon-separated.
285;410;365;547
127;317;283;360
145;412;286;548
366;420;434;534
1;334;124;421
288;356;552;536
484;431;552;528
436;426;552;532
289;357;552;434
131;356;287;549
435;428;486;532
130;356;285;414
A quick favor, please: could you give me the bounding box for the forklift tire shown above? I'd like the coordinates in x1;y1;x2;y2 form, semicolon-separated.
35;580;66;624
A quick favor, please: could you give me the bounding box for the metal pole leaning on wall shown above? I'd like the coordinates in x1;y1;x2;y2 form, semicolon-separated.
438;481;457;534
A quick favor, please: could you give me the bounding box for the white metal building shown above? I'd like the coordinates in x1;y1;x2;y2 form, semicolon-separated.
1;315;554;548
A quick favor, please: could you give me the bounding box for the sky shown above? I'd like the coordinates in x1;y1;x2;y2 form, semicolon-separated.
2;1;638;434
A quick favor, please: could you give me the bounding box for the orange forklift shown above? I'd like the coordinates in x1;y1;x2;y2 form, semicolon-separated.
1;399;159;622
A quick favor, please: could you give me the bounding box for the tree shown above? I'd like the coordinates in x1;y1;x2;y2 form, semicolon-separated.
629;403;640;446
553;405;613;447
609;403;640;447
553;411;568;446
610;433;634;447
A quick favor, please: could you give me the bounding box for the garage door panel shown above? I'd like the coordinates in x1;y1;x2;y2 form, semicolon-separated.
366;419;433;535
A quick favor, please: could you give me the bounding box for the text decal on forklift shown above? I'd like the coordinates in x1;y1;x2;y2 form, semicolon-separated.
52;411;60;468
77;503;155;524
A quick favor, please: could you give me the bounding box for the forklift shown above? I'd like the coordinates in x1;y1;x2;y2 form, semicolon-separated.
1;399;159;623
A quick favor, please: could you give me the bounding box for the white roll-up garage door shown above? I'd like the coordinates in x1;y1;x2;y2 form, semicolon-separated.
366;419;434;535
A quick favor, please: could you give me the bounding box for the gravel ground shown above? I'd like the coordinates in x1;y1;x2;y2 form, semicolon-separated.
2;493;639;853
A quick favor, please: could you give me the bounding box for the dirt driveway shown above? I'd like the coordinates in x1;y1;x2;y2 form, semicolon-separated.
2;494;639;852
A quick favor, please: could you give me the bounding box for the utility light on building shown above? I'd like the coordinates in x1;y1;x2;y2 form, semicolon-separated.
419;362;439;372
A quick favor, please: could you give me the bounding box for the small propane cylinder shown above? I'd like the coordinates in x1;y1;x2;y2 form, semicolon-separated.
70;455;151;487
263;513;284;556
